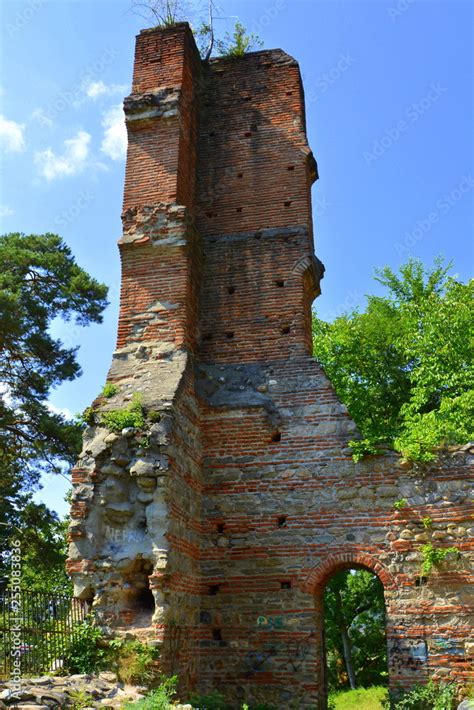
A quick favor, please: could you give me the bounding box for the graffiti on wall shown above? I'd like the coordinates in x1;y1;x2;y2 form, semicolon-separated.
388;637;428;672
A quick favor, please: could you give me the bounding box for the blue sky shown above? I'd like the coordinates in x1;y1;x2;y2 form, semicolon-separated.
1;0;473;516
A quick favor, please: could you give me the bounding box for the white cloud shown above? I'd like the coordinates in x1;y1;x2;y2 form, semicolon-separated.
100;104;127;161
34;130;91;181
47;401;73;420
84;80;127;99
0;113;25;152
0;385;72;423
0;205;14;218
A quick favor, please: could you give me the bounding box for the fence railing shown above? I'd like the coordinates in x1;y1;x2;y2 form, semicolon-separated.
0;588;88;679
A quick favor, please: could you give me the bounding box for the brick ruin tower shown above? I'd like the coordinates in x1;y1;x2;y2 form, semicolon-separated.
68;24;474;709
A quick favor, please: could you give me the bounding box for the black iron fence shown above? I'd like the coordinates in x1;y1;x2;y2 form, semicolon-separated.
0;588;88;679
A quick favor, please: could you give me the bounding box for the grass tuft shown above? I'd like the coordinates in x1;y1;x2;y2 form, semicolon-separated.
329;686;388;710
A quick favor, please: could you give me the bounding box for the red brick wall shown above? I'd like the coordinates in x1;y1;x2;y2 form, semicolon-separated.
124;25;201;211
131;24;190;93
118;25;202;354
196;52;315;236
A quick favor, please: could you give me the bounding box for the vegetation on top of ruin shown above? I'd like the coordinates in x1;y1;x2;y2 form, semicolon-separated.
131;0;191;28
99;392;146;432
130;0;263;60
102;382;119;398
213;20;263;58
77;391;161;432
313;257;474;463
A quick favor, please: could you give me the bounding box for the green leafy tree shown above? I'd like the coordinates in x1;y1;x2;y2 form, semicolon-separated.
1;501;72;593
0;232;108;587
313;258;473;461
324;569;387;690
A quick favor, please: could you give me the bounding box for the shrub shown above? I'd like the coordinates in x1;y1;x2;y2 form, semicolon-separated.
102;382;118;398
385;680;457;709
420;543;459;576
69;689;95;710
349;438;382;462
393;498;408;510
100;393;145;432
137;434;151;449
122;676;178;709
62;617;106;674
77;406;96;426
215;21;263;58
189;690;227;709
107;637;160;685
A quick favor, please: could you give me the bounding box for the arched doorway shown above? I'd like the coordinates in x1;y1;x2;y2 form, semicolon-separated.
302;552;396;710
323;568;388;705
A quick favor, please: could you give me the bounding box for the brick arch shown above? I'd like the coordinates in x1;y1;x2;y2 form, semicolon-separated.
290;254;325;303
291;255;314;276
301;551;396;594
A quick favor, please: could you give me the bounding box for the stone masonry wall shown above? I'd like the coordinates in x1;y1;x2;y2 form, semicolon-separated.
68;23;474;709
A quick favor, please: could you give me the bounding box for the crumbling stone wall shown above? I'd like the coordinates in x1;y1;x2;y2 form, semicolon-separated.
68;23;474;709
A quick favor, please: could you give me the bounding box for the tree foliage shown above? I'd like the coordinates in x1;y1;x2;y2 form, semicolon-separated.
0;232;108;587
324;569;387;690
313;258;473;461
0;501;71;593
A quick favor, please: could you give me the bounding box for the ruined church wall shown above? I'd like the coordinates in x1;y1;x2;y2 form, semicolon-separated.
67;23;474;710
